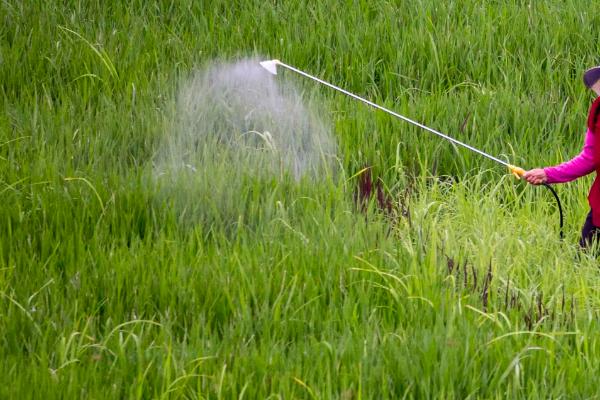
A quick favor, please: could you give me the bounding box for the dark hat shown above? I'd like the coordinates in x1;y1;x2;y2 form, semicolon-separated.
584;66;600;88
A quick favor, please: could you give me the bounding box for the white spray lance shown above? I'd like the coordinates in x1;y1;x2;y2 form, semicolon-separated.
260;59;525;178
259;59;564;238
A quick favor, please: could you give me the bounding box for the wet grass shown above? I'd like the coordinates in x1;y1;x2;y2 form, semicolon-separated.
3;0;600;398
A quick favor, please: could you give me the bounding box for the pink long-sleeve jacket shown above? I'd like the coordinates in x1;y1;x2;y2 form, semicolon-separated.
544;128;600;225
544;128;596;183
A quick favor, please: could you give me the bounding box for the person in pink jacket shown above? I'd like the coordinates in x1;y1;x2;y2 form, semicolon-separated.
525;66;600;247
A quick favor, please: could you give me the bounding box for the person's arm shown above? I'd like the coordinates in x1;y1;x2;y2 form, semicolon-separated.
525;129;596;185
543;129;596;183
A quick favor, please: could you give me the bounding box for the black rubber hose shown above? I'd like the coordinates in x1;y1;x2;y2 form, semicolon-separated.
542;183;564;240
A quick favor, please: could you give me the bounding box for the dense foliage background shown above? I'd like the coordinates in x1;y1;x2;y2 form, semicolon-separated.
2;1;600;398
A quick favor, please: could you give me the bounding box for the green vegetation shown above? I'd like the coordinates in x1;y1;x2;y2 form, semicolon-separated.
2;1;600;398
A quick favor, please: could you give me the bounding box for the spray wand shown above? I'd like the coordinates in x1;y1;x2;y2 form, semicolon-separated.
260;59;563;238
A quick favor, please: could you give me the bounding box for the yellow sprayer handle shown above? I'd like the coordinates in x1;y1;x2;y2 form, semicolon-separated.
508;165;525;179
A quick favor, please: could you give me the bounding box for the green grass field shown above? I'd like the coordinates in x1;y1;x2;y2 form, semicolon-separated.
3;1;600;398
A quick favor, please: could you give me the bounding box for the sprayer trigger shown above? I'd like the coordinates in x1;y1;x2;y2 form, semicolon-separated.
508;165;525;179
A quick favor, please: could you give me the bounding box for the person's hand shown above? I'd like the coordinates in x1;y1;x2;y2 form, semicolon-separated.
523;168;547;185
